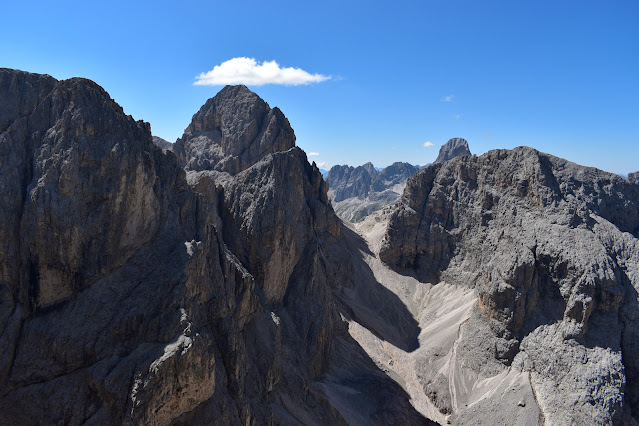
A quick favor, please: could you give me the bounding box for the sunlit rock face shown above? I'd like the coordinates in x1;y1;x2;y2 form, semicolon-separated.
0;69;430;425
380;146;639;424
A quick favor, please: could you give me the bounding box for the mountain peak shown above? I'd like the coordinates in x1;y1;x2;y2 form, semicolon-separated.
175;85;295;174
362;162;377;175
433;137;471;164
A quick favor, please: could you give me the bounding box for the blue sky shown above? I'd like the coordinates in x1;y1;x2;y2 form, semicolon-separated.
2;0;638;174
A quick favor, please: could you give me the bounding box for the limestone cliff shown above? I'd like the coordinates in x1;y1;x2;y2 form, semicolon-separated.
0;69;430;425
326;137;472;224
152;135;173;152
379;147;639;424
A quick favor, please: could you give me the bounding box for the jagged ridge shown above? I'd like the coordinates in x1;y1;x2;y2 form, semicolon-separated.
327;162;420;222
0;69;431;425
379;146;639;424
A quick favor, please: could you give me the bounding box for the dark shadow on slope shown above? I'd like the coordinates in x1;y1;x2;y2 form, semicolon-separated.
0;216;194;422
276;232;432;424
585;269;639;423
620;279;639;423
518;254;567;340
334;224;421;353
319;330;437;426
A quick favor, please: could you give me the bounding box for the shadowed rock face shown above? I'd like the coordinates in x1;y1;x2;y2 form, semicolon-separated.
0;68;173;313
327;162;420;222
629;171;639;184
0;69;430;425
433;137;471;164
173;85;296;175
380;147;639;424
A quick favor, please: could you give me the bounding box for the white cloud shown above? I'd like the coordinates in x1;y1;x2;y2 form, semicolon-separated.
441;94;454;102
194;57;331;86
316;161;327;168
308;152;320;156
423;141;434;148
453;113;461;120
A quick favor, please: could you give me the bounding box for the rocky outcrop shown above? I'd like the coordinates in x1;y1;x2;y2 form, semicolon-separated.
629;171;639;184
173;85;295;175
327;162;420;222
152;135;173;152
433;137;471;164
0;68;199;424
0;70;430;425
380;147;639;424
327;162;374;203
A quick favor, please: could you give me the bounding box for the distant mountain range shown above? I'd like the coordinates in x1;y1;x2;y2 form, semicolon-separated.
326;138;471;222
326;161;420;222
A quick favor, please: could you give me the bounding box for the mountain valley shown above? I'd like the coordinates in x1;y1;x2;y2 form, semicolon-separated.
1;68;638;425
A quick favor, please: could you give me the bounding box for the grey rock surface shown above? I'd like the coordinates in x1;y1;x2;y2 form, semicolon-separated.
433;138;471;164
380;146;639;424
629;171;639;184
152;135;173;152
11;66;636;425
173;85;295;175
327;162;420;222
328;162;420;203
0;69;432;425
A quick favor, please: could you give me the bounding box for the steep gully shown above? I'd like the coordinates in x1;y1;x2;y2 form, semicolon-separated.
339;213;541;425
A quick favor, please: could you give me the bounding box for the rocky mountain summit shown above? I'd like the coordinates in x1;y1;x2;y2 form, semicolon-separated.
433;137;471;164
376;147;639;424
0;69;431;425
629;171;639;184
172;85;296;175
326;162;420;222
